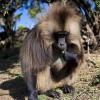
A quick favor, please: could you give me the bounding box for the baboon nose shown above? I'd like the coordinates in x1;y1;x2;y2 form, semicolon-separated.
58;43;66;50
60;43;64;46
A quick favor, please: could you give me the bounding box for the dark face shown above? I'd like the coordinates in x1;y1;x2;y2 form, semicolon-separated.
53;31;68;51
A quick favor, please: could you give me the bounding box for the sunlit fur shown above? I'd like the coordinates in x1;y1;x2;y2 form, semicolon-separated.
20;0;84;93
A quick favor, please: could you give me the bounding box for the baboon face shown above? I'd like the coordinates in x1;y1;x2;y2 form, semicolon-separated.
42;30;68;51
43;31;68;52
53;31;68;51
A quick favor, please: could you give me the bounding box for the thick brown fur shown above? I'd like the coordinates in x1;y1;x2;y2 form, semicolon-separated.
20;0;84;99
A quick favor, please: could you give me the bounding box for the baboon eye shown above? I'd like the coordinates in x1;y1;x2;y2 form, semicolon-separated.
53;34;67;41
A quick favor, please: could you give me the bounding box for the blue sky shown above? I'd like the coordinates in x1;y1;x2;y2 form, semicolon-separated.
15;9;36;29
14;3;49;30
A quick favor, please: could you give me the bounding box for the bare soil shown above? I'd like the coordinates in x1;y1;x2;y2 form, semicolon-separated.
0;48;100;100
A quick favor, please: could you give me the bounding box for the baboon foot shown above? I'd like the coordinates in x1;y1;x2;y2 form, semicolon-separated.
45;90;60;98
60;85;75;94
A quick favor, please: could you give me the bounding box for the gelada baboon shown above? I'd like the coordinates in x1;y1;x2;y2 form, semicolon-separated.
20;0;84;100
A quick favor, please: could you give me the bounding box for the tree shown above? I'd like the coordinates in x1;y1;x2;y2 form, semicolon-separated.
0;0;29;49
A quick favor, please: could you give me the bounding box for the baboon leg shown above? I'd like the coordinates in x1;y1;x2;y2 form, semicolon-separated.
26;72;38;100
60;85;75;94
44;90;60;98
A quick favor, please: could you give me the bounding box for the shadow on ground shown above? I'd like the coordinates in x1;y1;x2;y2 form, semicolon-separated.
0;47;28;100
0;47;20;71
0;77;28;100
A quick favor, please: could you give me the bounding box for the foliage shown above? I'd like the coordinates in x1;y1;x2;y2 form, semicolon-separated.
96;0;100;7
17;26;26;30
91;74;100;86
0;0;28;17
0;0;44;50
29;7;42;18
0;0;43;32
38;94;48;100
14;13;22;21
91;0;100;14
0;0;29;37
